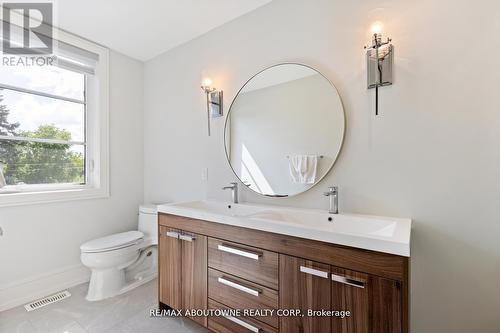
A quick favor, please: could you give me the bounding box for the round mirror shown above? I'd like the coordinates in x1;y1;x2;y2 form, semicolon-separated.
224;63;345;197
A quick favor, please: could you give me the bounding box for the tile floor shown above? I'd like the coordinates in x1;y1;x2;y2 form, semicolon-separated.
0;279;209;333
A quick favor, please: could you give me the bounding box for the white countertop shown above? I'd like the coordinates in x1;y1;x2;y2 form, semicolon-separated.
157;200;411;257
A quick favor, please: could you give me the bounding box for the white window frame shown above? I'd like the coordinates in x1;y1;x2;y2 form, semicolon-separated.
0;29;109;207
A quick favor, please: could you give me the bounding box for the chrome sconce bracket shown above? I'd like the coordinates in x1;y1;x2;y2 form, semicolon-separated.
201;84;223;136
365;33;393;116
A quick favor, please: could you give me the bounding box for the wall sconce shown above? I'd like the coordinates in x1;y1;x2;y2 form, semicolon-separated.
201;78;223;136
364;22;393;116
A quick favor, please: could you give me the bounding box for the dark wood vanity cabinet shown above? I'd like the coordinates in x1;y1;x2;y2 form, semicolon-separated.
280;255;402;333
330;266;370;333
280;255;332;332
158;213;409;333
158;225;207;327
332;267;403;333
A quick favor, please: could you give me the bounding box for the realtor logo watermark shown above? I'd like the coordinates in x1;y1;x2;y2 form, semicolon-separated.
1;1;55;65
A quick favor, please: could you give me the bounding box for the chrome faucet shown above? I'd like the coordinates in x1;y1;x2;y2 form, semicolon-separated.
222;182;239;204
323;186;338;214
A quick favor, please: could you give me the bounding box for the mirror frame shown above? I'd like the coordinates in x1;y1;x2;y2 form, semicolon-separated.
224;62;346;198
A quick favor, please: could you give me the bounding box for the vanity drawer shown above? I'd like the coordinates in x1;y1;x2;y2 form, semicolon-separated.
208;268;278;328
208;299;278;333
208;237;278;290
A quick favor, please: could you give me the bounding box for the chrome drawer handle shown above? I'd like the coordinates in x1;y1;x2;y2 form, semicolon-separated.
300;266;329;279
165;231;179;239
331;274;365;289
224;315;261;333
179;234;196;242
217;277;261;297
217;244;262;260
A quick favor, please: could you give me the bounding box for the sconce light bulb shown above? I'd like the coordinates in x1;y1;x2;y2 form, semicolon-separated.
371;21;383;35
201;77;212;88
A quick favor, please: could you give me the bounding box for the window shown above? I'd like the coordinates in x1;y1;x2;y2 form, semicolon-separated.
0;28;109;206
0;66;86;185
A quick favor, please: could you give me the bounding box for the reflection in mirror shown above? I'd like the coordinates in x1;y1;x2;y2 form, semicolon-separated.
225;63;345;197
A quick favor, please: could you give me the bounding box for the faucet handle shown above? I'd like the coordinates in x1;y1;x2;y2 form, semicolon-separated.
222;182;238;190
324;186;338;196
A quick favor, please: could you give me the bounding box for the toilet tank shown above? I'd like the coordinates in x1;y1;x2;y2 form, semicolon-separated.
138;205;158;244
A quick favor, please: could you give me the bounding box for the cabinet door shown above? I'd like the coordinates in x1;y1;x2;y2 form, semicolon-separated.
331;267;369;333
158;227;208;327
180;231;208;327
331;267;402;333
279;254;331;333
158;226;182;309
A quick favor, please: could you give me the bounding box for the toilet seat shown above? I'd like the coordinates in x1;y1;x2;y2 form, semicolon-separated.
80;231;144;253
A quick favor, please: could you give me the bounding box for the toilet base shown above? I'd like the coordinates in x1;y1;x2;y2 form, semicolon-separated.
86;267;125;301
85;246;158;301
86;268;158;301
119;272;157;295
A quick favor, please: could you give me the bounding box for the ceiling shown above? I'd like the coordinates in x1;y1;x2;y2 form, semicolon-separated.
55;0;272;61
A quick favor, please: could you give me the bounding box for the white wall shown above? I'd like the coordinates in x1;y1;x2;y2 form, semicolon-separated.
0;51;144;310
144;0;500;331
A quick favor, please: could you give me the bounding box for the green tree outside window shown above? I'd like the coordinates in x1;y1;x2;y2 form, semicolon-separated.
0;91;84;186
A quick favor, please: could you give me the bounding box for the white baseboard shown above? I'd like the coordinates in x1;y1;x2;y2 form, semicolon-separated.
0;264;90;312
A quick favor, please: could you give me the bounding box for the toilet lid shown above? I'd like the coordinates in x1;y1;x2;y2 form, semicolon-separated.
80;231;144;253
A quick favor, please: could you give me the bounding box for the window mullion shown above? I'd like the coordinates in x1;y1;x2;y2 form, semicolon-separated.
0;135;86;146
0;82;85;105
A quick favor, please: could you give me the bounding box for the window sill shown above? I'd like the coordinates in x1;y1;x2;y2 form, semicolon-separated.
0;185;109;207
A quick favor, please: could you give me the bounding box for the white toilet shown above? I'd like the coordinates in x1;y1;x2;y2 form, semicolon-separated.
80;205;159;301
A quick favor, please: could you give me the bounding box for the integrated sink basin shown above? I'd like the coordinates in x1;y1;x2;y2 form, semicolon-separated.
164;200;263;217
157;200;411;256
